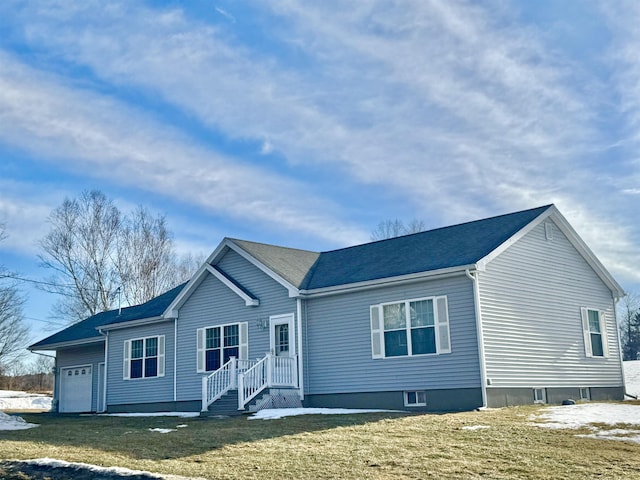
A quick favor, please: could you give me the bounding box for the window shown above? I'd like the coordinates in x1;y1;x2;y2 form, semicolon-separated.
581;308;608;358
579;387;590;401
197;322;248;373
404;391;427;407
370;296;450;359
533;388;546;404
123;336;165;380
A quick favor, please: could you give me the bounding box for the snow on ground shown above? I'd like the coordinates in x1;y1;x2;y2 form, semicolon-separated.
2;458;208;480
249;407;397;420
531;403;640;443
0;390;52;410
99;412;200;418
0;411;38;430
625;360;640;398
462;425;491;431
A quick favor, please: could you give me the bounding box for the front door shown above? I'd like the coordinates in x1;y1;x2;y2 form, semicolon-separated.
270;313;295;357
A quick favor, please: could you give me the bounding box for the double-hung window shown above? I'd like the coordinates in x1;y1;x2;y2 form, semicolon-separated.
123;336;165;380
581;308;608;358
197;322;248;373
370;296;451;359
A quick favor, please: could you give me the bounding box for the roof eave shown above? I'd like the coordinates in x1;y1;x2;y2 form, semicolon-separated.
97;315;171;332
28;336;105;352
299;265;475;298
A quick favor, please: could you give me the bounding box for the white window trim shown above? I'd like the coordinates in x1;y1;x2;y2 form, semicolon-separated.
579;387;590;401
197;322;248;373
533;388;546;404
580;307;608;358
123;335;165;380
370;295;451;359
404;390;427;407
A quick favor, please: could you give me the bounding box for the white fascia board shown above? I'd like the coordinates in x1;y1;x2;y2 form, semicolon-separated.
163;262;211;317
475;206;554;271
97;315;170;332
205;264;259;306
224;239;300;297
476;205;625;298
299;266;474;298
29;337;105;352
548;209;625;298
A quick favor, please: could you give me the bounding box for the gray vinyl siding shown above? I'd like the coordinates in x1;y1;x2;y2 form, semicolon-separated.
303;274;480;395
56;342;105;412
175;249;298;402
106;321;175;406
480;220;623;388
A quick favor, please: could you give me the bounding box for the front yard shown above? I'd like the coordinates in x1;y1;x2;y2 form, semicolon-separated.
1;405;640;479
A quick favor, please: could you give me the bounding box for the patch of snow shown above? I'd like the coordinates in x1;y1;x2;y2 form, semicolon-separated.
462;425;490;431
531;403;640;429
12;458;208;479
0;411;38;431
0;390;52;411
98;412;200;418
249;407;398;420
176;424;188;428
624;360;640;398
148;428;176;434
530;403;640;444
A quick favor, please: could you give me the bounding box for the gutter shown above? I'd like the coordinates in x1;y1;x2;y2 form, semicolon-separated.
466;269;488;409
298;265;475;299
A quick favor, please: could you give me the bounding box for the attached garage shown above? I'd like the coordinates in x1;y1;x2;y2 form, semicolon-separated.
59;365;93;413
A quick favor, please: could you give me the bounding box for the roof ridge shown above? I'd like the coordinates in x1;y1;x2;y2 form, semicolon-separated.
228;237;320;255
319;204;553;255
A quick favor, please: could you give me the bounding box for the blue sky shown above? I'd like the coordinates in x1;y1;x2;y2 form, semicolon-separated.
0;0;639;347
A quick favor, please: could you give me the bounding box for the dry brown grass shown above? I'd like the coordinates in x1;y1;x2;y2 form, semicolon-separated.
1;406;639;479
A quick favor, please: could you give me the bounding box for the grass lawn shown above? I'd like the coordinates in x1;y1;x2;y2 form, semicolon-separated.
1;405;640;479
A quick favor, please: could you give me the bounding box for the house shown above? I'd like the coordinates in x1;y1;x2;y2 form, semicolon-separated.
29;205;626;414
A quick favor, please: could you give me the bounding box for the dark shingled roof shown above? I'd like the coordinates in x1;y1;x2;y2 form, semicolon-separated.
300;205;552;290
30;206;552;349
29;282;186;350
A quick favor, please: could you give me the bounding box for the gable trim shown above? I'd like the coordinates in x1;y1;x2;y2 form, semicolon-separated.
476;205;625;298
205;264;259;306
212;239;300;297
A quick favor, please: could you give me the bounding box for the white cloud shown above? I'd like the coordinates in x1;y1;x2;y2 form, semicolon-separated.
0;50;367;247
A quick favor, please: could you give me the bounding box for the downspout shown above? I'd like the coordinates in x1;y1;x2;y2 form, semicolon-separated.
174;317;178;403
97;328;109;413
613;295;634;399
466;269;488;409
297;298;304;400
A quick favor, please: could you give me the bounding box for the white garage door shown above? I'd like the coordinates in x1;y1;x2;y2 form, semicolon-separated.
60;365;92;413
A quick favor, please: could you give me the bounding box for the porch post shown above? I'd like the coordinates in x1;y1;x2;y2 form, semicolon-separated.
266;352;273;387
201;376;208;412
230;356;237;389
237;373;245;410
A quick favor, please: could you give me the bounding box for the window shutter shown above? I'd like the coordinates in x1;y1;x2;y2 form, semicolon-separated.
599;311;609;357
123;340;131;380
196;328;206;373
581;307;592;357
370;305;384;359
157;335;166;377
239;322;248;360
435;296;451;354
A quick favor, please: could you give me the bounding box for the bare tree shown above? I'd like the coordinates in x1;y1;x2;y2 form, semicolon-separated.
0;223;29;374
370;218;426;241
115;206;177;306
39;190;201;325
39;190;121;322
619;292;640;361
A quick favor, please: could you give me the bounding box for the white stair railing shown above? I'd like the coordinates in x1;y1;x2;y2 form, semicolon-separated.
237;354;298;410
201;357;237;412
